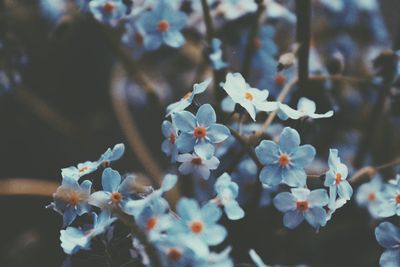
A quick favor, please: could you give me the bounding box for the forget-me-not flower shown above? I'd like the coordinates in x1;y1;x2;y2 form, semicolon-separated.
155;235;195;267
166;78;211;117
177;153;220;180
136;0;187;50
172;104;230;159
214;173;244;220
255;127;316;187
122;21;146;60
222;73;278;121
376;175;400;217
356;176;384;217
98;143;125;167
278;97;334;120
161;120;179;162
89;0;127;26
273;188;329;229
209;38;228;71
375;222;400;267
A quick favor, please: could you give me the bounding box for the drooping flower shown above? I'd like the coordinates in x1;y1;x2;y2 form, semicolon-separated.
209;38;228;71
221;73;278;121
136;0;187;50
324;149;353;200
177;153;220;180
47;176;92;227
375;222;400;267
161;120;179;162
98;143;125;167
166;78;211;117
376;175;400;217
255;127;316;187
277;97;334;120
214;173;244;220
172;104;230;159
88;0;127;26
356;176;384;217
60;211;116;255
273;188;329;229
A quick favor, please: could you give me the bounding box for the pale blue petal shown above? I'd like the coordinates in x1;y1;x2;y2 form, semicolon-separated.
176;132;196;153
308;189;329;207
279;127;300;153
203;224;227;246
380;249;400;267
102;168;121;192
207;124;230;143
194;139;215;159
291;145;316;167
88;191;110;209
259;164;282;186
338;181;353;200
163;31;185;48
161;174;177;191
172;111;196;132
282;168;307;187
283;210;304;229
201;202;222;223
193;78;212;95
255;140;279;165
375;222;400;249
224;201;245;220
304;207;327;229
196;104;216;127
273;192;296;212
177;198;200;221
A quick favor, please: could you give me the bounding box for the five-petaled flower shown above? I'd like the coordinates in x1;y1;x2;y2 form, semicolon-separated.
356;176;384;217
273;188;329;229
255;127;316;187
172;104;230;159
177;153;220;180
222;73;278;121
375;222;400;267
89;0;127;26
376;175;400;217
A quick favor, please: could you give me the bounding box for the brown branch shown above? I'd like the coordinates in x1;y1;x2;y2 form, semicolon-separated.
0;178;59;197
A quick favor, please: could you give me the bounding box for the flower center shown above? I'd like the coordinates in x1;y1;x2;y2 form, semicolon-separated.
335;173;342;184
111;192;122;204
146;216;157;230
79;166;89;173
190;220;204;234
191;157;203;165
182;91;192;100
253;37;261;49
194;127;207;139
296;200;309;212
396;194;400;204
278;154;290;167
169;133;176;144
102;160;110;168
167;248;182;262
275;74;286;86
134;33;144;44
103;2;115;13
367;192;376;202
244;92;254;101
69;191;81;206
157;20;169;32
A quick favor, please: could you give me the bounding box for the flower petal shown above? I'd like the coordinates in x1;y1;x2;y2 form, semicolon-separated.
196;104;216;127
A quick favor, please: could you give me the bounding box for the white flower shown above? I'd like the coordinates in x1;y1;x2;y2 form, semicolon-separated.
177;153;220;180
221;73;278;121
277;97;334;120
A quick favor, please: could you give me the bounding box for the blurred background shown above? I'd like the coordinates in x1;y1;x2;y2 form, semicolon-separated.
1;0;400;266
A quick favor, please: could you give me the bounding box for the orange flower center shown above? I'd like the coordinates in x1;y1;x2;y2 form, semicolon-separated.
103;2;115;13
278;154;290;167
182;91;192;100
146;217;157;230
111;192;122;204
244;92;254;101
396;194;400;204
296;200;309;212
157;20;169;32
134;33;144;44
69;191;81;206
194;127;207;139
275;74;286;86
191;157;203;165
190;220;204;234
367;192;376;202
167;248;182;261
253;37;261;49
79;166;89;173
169;133;176;144
335;173;342;184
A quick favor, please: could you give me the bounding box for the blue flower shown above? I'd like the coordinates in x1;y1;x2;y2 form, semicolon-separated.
376;175;400;217
174;198;227;257
98;143;125;167
255;127;316;187
177;153;220;180
136;0;187;50
155;235;195;267
277;97;334;121
375;222;400;267
273;188;329;229
172;104;230;159
60;211;116;255
356;176;384;217
222;73;278;121
122;21;146;59
161;120;179;162
89;0;127;26
166;78;211;117
88;168;139;212
47;176;92;227
324;149;353;201
209;38;228;71
214;173;244;220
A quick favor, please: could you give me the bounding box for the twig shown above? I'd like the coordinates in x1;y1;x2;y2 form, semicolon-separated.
0;178;59;197
348;158;400;184
309;75;372;85
200;0;215;42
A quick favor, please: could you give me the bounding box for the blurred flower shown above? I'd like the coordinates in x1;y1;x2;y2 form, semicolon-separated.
172;104;230;159
376;175;400;217
255;127;316;187
161;120;179;163
214;173;245;220
47;176;92;227
221;73;278;121
209;38;228;70
122;21;146;59
166;78;211;117
273;188;329;229
356;176;384;217
89;0;127;26
155;235;196;267
177;153;220;180
216;0;257;20
277;97;334;120
137;0;187;50
375;222;400;267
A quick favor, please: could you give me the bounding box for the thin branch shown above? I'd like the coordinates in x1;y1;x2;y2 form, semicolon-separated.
348;158;400;184
0;178;59;197
200;0;215;42
309;74;373;85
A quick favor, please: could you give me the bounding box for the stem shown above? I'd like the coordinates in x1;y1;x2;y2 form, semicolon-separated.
348;158;400;184
295;0;311;93
241;0;265;79
200;0;215;42
112;208;163;267
309;74;372;85
0;178;59;197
